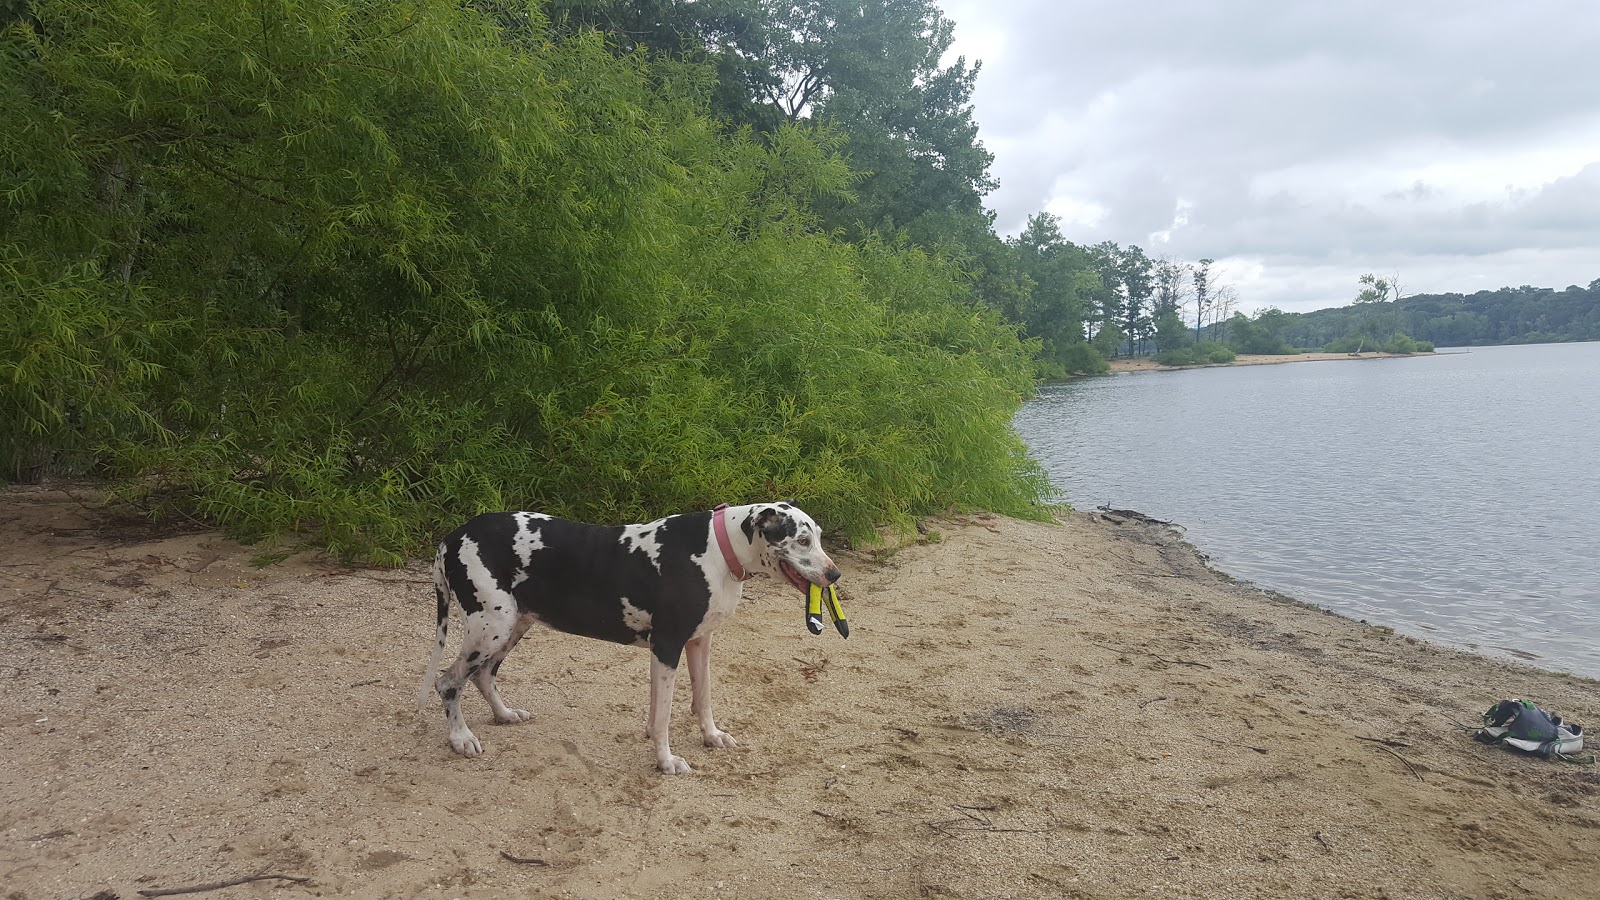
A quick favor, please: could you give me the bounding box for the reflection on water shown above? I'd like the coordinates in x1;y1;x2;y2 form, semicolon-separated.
1015;342;1600;677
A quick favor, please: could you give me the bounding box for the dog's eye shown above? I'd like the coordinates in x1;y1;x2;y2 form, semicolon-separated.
798;537;812;547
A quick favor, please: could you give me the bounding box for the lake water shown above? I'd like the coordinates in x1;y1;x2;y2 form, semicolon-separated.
1014;342;1600;678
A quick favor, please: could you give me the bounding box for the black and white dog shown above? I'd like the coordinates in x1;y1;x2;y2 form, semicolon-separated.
416;502;841;773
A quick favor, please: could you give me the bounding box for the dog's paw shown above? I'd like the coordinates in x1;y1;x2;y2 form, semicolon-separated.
449;730;484;757
656;754;692;775
702;729;737;749
493;708;532;725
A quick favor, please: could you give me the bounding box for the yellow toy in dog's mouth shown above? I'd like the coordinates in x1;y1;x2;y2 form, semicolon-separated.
805;582;849;638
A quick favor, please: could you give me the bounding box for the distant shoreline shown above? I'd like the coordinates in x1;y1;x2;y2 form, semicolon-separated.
1106;349;1446;374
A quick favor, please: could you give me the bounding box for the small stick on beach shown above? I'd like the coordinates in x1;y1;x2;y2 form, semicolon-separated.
1354;735;1412;749
499;851;550;866
1090;643;1213;670
1369;744;1424;782
137;874;311;897
1198;734;1269;754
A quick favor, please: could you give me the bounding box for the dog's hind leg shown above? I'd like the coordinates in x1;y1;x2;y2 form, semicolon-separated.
686;634;736;749
416;546;451;711
437;595;518;756
473;613;536;725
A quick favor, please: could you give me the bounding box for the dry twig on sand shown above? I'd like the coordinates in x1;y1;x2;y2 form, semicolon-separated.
137;873;311;897
1090;642;1213;670
499;851;550;866
1354;735;1412;748
1368;743;1425;782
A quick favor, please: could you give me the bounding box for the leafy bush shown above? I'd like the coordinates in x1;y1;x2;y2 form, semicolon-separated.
1323;333;1435;354
1383;333;1434;353
1;0;1050;560
1323;335;1365;353
1153;310;1193;354
1155;341;1235;367
1037;342;1109;379
1090;323;1125;360
1226;312;1297;355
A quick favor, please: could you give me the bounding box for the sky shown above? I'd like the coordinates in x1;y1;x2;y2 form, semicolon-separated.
934;0;1600;314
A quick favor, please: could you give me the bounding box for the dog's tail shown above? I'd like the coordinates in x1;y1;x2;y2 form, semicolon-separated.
416;543;451;711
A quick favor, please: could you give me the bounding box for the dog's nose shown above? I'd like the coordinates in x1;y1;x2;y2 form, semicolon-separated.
824;565;842;584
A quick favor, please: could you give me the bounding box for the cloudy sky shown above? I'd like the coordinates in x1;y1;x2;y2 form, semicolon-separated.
934;0;1600;313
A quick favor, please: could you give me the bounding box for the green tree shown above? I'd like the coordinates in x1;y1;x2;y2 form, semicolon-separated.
1226;308;1295;355
1193;257;1214;341
1090;321;1125;360
1154;309;1193;353
753;0;995;238
1152;257;1189;322
536;0;784;132
519;0;1070;360
1110;245;1154;355
1007;213;1104;376
1348;272;1399;351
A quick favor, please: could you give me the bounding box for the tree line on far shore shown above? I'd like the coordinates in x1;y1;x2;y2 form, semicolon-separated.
1163;275;1600;367
1189;272;1437;364
1273;281;1600;350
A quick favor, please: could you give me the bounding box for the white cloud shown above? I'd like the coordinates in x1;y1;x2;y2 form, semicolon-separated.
936;0;1600;312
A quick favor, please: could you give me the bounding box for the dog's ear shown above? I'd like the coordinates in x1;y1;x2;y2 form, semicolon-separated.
754;506;796;542
783;497;798;507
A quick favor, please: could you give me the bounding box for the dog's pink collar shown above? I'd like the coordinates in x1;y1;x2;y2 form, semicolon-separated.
712;504;751;582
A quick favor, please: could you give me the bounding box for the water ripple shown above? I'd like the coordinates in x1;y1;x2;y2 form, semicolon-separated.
1016;343;1600;677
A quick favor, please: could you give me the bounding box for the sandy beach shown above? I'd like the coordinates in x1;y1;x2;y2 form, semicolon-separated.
1106;351;1436;374
3;486;1597;900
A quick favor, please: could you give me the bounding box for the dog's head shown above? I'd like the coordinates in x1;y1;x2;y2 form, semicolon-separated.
745;500;841;592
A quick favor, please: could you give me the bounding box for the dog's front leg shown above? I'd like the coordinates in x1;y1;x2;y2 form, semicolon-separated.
686;634;736;749
648;645;691;775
